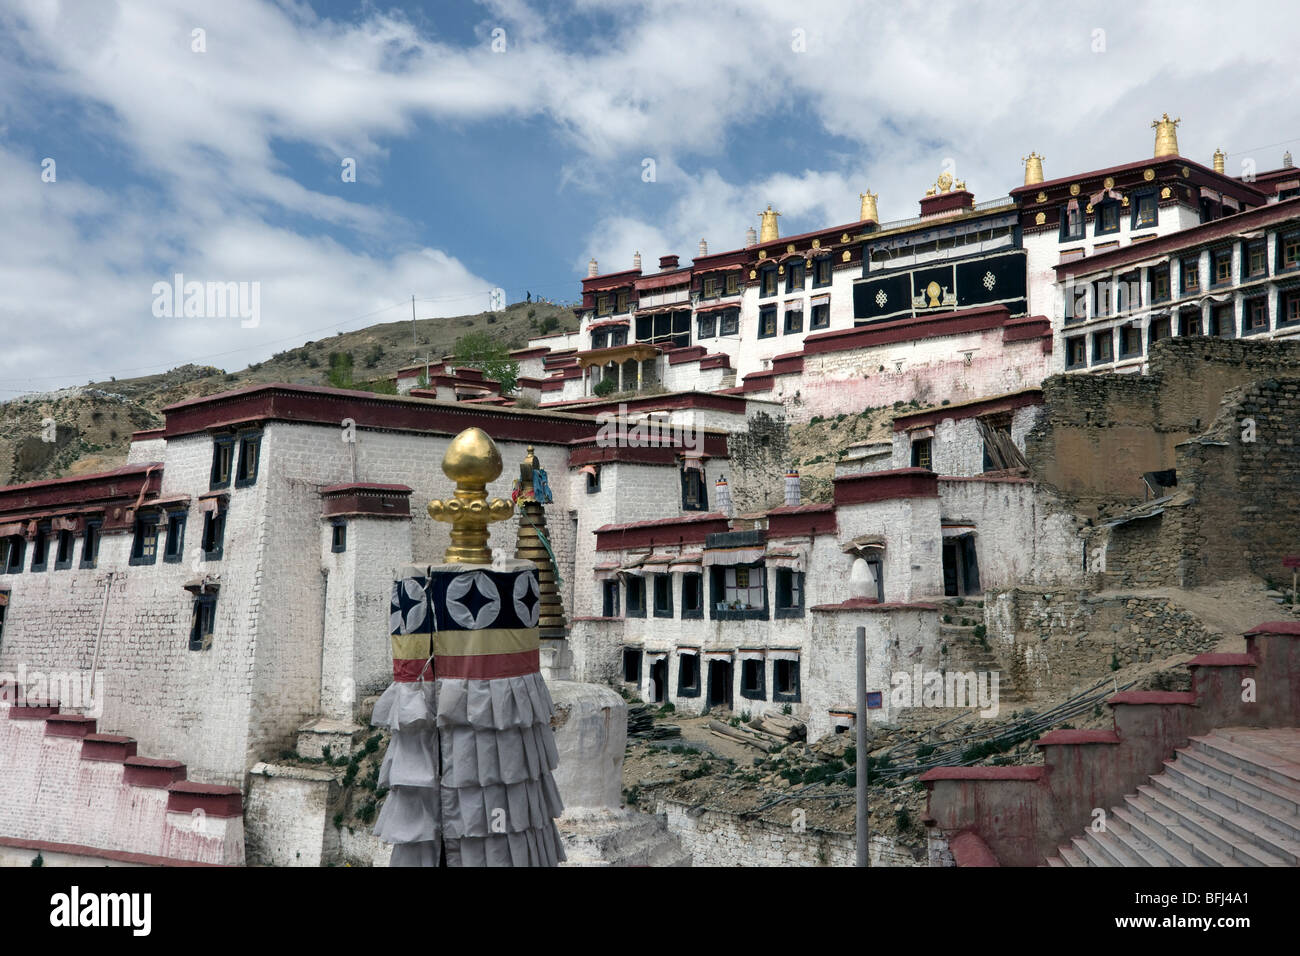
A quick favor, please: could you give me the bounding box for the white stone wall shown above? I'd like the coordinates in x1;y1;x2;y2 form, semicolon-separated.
126;437;165;464
659;798;857;866
890;403;1041;476
836;497;944;601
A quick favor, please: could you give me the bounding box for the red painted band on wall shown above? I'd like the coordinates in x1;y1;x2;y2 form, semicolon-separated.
435;649;540;680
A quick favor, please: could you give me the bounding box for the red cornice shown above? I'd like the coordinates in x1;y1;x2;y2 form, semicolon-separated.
803;304;1014;357
0;463;162;520
568;431;729;467
594;512;730;551
766;502;836;538
551;390;750;417
1011;155;1268;204
833;467;938;505
1053;196;1300;279
892;389;1043;431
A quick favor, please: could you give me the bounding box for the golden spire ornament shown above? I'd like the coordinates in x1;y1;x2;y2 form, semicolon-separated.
513;446;568;640
427;427;514;564
758;204;781;243
1023;152;1044;185
1152;114;1181;158
859;190;879;223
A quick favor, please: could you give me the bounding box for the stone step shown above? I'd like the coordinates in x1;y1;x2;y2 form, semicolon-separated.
1129;788;1245;867
1104;807;1184;867
1078;823;1145;867
1114;800;1201;866
1057;844;1086;867
1162;756;1300;846
1147;769;1299;864
1044;854;1066;867
1068;834;1108;867
1172;744;1300;818
1188;734;1300;791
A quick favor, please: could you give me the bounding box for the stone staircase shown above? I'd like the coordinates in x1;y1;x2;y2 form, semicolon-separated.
557;808;692;866
1045;728;1300;866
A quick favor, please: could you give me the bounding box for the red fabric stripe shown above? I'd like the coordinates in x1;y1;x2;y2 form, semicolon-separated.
435;649;540;680
393;658;434;682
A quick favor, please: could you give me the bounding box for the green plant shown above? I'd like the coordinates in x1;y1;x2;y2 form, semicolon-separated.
955;597;965;607
916;743;936;759
363;343;385;367
454;330;520;393
660;702;675;713
973;624;986;639
31;853;43;867
729;715;741;728
942;614;952;624
327;351;354;388
782;703;792;716
593;377;617;397
741;710;751;723
333;813;343;829
1111;652;1121;672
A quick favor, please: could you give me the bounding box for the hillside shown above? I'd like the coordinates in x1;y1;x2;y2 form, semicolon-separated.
0;300;577;487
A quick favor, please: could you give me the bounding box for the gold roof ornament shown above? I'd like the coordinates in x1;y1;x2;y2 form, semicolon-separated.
859;190;879;223
1213;148;1226;174
1152;113;1181;158
1023;152;1045;186
759;204;781;243
427;427;514;564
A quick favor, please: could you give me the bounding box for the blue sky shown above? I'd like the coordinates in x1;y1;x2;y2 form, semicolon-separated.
1;0;1298;392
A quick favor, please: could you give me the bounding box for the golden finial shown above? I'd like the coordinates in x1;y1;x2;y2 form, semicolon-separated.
1212;147;1226;174
758;204;781;243
1152;113;1181;158
1023;152;1045;185
859;190;879;223
427;427;514;564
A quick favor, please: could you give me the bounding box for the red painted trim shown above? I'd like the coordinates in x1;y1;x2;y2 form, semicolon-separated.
833;467;939;505
0;836;227;867
393;658;436;682
0;463;162;519
554;391;749;417
165;781;242;818
1187;653;1257;667
892;390;1043;431
509;347;552;359
130;427;166;441
803;304;1014;357
436;649;540;680
700;353;733;370
1244;620;1300;636
919;190;974;217
770;353;804;376
766;502;836;538
582;269;641;293
1002;315;1052;344
81;734;139;762
5;705;60;720
45;714;96;738
594;513;730;551
949;830;1000;867
568;432;729;467
667;346;708;365
124;756;187;789
1011;155;1267;203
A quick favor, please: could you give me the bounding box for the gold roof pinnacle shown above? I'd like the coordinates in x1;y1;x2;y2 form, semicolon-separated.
1023;152;1045;185
859;190;878;223
427;427;514;564
758;204;781;243
1152;113;1181;158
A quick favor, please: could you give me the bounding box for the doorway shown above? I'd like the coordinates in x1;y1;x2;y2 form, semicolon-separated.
942;534;981;597
707;659;733;711
649;657;668;704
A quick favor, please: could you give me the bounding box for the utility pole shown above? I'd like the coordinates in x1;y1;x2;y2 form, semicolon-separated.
856;624;869;867
411;295;417;346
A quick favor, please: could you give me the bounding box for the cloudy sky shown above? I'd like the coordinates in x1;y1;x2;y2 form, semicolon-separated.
1;0;1297;393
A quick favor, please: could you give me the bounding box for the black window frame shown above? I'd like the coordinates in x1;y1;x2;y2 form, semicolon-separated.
163;510;187;563
1179;308;1203;337
676;652;701;698
1092;278;1111;317
210;435;235;490
1282;290;1300;328
1211;249;1234;288
1091;328;1114;364
128;514;159;567
1095;200;1121;236
680;572;703;619
783;306;803;334
30;523;51;572
622;647;642;684
773;568;805;619
719;310;739;337
601;578;620;617
1278;230;1300;273
681;466;708;511
1149;266;1171;304
1244;296;1270;334
1119;323;1144;359
739;658;766;701
595;293;613;317
708;564;769;621
1244;240;1268;280
0;591;8;644
759;266;778;298
810;301;830;329
696;313;717;340
812;256;833;288
1148;315;1171;343
1181;256;1200;294
772;659;801;703
53;529;75;570
910;437;933;470
235;430;262;488
1065;335;1087;370
200;503;227;561
1116;271;1141;314
1059;203;1084;241
785;260;805;294
624;575;646;618
189;594;217;651
652;573;673;618
2;536;23;575
701;275;722;299
331;520;347;553
1209;302;1236;338
725;272;741;296
585;466;601;494
1132;191;1158;230
79;521;101;570
758;305;777;338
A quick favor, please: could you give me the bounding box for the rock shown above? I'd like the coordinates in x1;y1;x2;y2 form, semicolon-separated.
666;760;678;768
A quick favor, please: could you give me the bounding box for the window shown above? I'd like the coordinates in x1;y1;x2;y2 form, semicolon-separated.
601;579;620;617
1209;303;1235;338
0;592;7;644
1179;309;1202;337
1091;329;1114;364
3;537;24;574
611;328;627;347
235;432;261;487
1115;272;1141;313
1066;335;1087;369
590;330;608;350
760;267;778;298
54;530;74;570
331;521;347;553
697;313;716;339
1282;290;1300;327
189;595;217;651
79;521;100;570
596;293;612;316
774;569;804;619
1149;316;1171;343
1212;249;1233;286
30;524;50;572
911;437;932;470
1280;232;1300;271
616;290;630;313
1181;257;1200;294
163;511;186;563
719;311;739;336
681;466;708;511
1064;280;1088;325
812;257;833;288
740;658;766;701
653;574;673;618
1060;204;1084;241
129;516;158;566
784;307;803;334
1245;241;1268;279
585;466;601;494
201;503;226;560
210;436;235;489
1092;279;1111;317
710;563;767;619
810;301;830;329
758;306;777;338
1133;193;1157;229
726;273;740;295
1150;266;1170;303
677;653;700;697
772;659;800;702
702;276;721;298
681;573;703;619
980;415;1013;471
785;260;805;294
1245;297;1270;333
625;575;646;617
622;648;642;684
1096;201;1120;235
1119;324;1144;358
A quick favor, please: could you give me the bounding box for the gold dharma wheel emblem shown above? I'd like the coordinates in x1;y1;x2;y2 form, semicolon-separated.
1034;211;1046;225
1069;183;1080;196
1036;191;1047;203
1145;168;1157;181
841;250;850;262
1103;176;1115;190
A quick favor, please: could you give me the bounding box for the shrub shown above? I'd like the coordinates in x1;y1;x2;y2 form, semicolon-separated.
593;377;617;397
973;624;987;639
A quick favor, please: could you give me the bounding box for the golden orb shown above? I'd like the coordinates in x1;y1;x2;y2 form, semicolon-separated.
442;427;503;486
